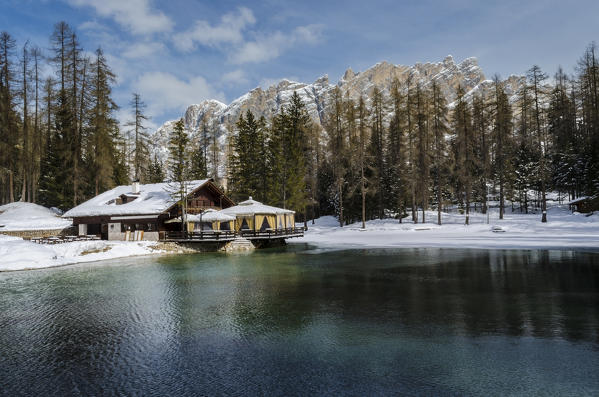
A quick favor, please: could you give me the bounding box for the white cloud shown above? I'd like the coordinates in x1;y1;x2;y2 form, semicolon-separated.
67;0;173;35
173;8;323;64
231;24;323;64
133;71;226;118
122;41;165;59
221;69;249;85
173;7;255;52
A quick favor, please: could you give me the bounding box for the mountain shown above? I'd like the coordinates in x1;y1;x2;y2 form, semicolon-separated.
150;55;524;180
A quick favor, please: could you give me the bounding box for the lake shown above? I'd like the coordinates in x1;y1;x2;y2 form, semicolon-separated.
1;245;598;396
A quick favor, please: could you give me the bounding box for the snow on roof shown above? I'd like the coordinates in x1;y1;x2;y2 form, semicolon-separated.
567;195;598;205
63;180;210;218
187;209;236;222
220;197;294;216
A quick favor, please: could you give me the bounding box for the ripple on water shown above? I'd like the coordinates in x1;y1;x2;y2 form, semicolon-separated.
0;248;598;395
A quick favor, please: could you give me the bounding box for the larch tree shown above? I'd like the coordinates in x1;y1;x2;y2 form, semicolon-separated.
127;93;150;182
431;80;448;225
453;85;475;225
492;76;513;220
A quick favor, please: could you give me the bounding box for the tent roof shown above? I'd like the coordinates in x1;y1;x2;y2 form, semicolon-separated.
187;209;236;222
220;197;294;216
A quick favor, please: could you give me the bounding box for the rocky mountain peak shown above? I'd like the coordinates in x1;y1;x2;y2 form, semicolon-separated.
150;56;523;180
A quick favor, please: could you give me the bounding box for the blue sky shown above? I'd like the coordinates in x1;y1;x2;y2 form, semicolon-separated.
2;0;599;129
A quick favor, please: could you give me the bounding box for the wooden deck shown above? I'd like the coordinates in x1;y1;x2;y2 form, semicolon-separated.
162;228;304;242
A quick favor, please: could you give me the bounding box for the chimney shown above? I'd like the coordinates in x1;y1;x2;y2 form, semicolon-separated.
132;180;140;194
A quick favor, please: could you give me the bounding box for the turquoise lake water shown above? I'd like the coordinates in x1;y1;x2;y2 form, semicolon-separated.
1;245;598;396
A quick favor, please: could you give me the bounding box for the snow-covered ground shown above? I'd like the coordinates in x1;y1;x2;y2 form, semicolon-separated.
2;202;597;272
294;206;599;251
0;202;72;231
0;234;161;271
0;202;165;271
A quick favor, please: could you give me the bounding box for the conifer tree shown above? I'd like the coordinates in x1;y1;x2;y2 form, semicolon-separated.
188;147;207;181
146;154;165;183
167;119;189;231
88;48;118;196
326;87;346;225
127;93;150;182
527;65;549;222
453;85;475;225
228;110;268;201
0;31;17;203
357;96;369;228
492;76;513;220
414;83;430;223
387;79;406;222
267;92;309;215
368;87;386;219
431;81;448;225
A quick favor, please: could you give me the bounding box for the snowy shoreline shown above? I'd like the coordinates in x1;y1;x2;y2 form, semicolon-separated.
0;235;165;272
291;208;599;252
1;206;598;272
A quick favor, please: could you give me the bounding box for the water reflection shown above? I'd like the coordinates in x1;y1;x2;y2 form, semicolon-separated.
0;248;598;395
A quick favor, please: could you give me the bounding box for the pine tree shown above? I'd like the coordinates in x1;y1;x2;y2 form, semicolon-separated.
357;96;369;228
492;76;513;220
326;87;346;225
431;81;448;225
527;65;549;222
0;31;18;203
453;85;475;225
127;93;150;182
167;118;190;231
414;83;430;223
472;92;490;214
368;87;386;219
188;146;207;181
146;154;165;183
228;110;268;201
387;79;406;223
88;48;118;196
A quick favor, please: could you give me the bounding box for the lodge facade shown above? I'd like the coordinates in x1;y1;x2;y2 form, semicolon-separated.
62;180;302;242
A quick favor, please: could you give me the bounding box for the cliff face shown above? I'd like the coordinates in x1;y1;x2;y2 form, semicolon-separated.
150;56;523;178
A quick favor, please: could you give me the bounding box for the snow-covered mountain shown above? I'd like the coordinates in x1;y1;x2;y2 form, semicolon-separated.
150;56;524;178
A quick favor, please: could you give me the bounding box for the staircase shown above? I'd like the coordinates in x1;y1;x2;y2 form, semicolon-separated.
224;237;255;252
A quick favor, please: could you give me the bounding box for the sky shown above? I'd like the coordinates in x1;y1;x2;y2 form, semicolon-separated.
2;0;599;130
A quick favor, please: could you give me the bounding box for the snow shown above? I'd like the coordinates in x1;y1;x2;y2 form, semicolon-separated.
293;206;599;251
63;179;210;217
220;197;294;216
0;202;72;231
187;209;235;222
0;234;161;272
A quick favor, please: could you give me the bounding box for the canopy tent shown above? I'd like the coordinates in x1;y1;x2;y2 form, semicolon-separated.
220;197;295;232
187;209;236;231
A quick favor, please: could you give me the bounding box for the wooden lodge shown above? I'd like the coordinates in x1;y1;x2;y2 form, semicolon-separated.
63;181;303;243
63;179;234;241
567;194;599;214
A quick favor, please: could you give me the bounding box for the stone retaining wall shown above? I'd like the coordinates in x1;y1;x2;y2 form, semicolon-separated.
1;226;77;239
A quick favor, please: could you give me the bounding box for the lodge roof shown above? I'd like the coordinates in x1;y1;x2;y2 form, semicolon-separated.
63;180;213;218
567;194;598;205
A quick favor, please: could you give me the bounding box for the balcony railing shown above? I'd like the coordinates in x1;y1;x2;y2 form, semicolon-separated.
162;228;304;242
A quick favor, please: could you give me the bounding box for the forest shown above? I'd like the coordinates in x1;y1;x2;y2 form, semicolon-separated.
1;22;599;227
228;45;599;226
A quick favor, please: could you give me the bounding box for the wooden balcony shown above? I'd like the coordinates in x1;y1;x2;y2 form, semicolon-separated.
162;228;304;242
